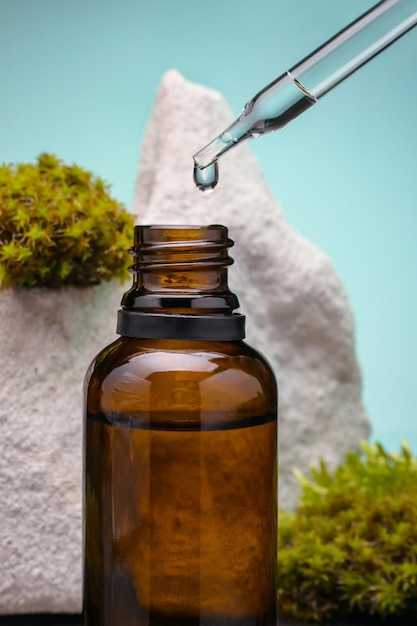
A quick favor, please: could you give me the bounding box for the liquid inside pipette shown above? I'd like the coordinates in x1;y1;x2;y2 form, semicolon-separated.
193;73;317;192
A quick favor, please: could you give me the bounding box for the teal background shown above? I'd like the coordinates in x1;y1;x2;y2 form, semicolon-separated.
1;0;416;453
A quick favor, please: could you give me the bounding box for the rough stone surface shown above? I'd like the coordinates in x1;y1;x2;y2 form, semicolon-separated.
0;282;125;614
133;69;370;508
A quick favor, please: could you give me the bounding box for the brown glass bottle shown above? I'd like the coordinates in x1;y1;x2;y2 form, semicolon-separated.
83;225;278;626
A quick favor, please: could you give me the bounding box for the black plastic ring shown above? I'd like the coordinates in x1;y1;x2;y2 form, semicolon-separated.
117;310;246;341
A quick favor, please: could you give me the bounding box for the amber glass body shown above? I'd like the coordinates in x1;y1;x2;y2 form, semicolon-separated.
83;226;278;626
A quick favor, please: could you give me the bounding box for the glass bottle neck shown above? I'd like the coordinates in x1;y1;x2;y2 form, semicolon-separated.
117;225;245;341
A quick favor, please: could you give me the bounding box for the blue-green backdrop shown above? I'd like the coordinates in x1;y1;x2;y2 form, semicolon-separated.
1;0;416;452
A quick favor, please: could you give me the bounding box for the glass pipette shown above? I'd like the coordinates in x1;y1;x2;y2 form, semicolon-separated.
193;0;417;191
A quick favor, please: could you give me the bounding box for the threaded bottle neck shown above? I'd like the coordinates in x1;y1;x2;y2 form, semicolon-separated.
132;224;234;273
122;225;240;314
117;225;245;340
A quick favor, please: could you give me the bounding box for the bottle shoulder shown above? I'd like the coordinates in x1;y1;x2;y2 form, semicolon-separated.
89;337;274;375
85;337;277;419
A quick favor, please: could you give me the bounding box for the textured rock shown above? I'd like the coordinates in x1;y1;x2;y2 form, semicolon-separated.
133;69;370;509
0;282;125;613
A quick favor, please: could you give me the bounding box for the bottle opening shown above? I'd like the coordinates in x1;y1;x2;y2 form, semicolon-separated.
117;225;245;341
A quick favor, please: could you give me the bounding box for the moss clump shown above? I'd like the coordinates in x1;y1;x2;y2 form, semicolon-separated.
278;441;417;622
0;153;134;288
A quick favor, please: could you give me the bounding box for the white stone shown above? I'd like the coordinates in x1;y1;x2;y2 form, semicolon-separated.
133;69;370;509
0;282;125;613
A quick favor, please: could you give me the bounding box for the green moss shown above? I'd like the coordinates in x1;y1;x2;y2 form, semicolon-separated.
0;153;134;288
278;441;417;622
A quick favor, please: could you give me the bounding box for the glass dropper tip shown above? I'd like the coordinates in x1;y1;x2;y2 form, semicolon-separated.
193;134;233;170
192;118;253;191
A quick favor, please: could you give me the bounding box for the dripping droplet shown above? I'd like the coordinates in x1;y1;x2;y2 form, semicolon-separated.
193;161;219;193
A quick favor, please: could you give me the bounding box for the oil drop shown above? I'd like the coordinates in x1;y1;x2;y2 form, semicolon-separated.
193;161;219;192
